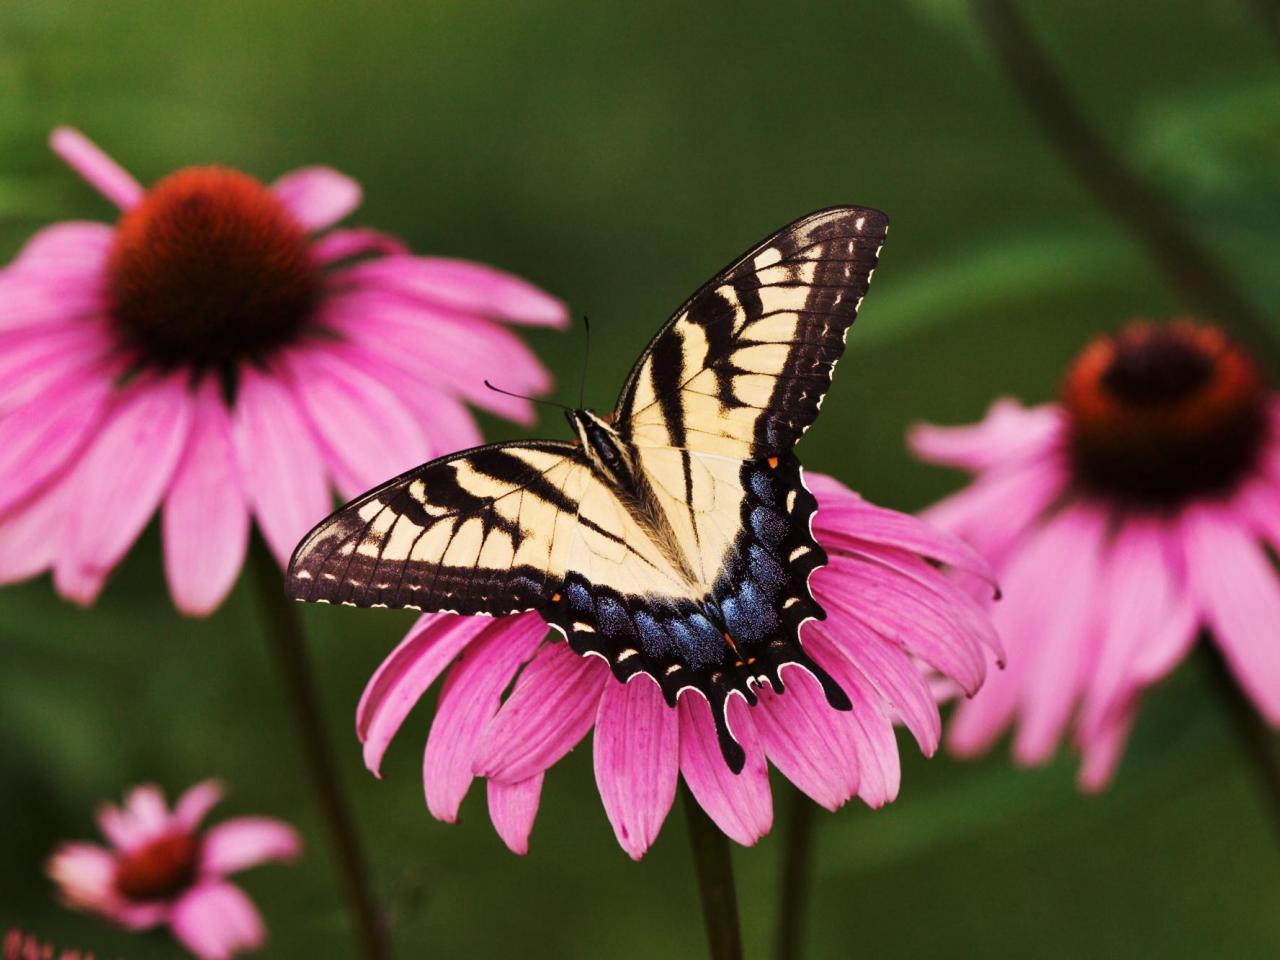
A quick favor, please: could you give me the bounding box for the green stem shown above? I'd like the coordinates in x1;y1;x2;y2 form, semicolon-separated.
774;787;817;960
249;534;392;960
970;0;1280;373
682;785;744;960
1198;642;1280;842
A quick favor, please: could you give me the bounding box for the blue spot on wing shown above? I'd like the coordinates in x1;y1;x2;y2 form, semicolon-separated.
566;580;594;614
748;543;785;588
749;506;787;546
634;610;670;658
668;618;719;669
598;595;634;640
749;469;775;504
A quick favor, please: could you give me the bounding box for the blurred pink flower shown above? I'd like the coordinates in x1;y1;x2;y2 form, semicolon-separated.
4;929;96;960
357;472;999;859
46;781;300;960
0;127;566;614
911;319;1280;790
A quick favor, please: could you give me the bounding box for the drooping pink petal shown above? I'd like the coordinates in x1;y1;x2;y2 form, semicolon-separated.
201;817;301;877
1120;521;1198;689
170;882;265;960
812;560;987;696
9;220;115;275
0;276;101;334
0;323;111;414
812;611;940;756
416;388;484;457
335;255;568;327
323;290;551;425
947;512;1105;768
357;613;493;776
946;646;1023;759
473;642;610;784
311;228;408;265
0;221;110;332
809;472;997;590
174;779;224;831
917;452;1066;570
1077;703;1137;794
1078;518;1180;742
232;366;333;566
752;665;865;811
0;363;115;517
487;774;544;856
55;375;194;606
49;127;144;210
162;379;250;616
271;166;360;231
282;346;429;500
331;342;484;457
593;676;679;860
423;614;546;821
804;631;901;806
827;542;1003;662
1006;507;1106;765
677;695;772;846
1183;505;1280;723
907;399;1062;472
0;472;71;584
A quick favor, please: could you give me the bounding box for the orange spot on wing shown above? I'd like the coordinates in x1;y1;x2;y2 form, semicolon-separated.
767;456;779;469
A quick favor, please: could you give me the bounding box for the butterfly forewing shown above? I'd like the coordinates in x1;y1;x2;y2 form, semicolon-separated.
287;441;585;614
616;206;888;458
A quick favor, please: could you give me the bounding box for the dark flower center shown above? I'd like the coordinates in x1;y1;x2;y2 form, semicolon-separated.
1062;319;1268;506
113;831;200;902
106;166;320;371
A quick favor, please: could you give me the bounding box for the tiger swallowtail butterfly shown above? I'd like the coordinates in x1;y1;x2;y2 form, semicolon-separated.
287;206;889;772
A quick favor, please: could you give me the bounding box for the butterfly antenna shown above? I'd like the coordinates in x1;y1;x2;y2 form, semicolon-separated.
483;380;574;414
579;315;592;410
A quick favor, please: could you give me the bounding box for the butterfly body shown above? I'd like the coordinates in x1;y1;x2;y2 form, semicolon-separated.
288;206;889;772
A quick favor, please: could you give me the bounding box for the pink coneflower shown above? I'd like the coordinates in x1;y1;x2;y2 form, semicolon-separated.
911;318;1280;789
4;929;95;960
356;472;998;858
46;781;300;960
0;127;566;614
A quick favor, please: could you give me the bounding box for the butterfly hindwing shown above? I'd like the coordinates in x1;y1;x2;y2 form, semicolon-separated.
550;448;849;770
616;206;888;458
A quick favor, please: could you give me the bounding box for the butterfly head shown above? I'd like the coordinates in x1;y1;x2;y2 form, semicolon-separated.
566;408;628;472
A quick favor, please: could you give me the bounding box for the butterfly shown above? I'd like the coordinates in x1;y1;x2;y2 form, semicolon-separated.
287;206;889;772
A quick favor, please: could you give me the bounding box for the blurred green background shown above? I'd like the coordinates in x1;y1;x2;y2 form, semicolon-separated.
3;0;1280;956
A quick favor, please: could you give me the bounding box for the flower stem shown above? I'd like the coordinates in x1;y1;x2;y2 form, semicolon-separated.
249;533;392;960
774;786;816;960
969;0;1280;373
1198;641;1280;843
681;784;744;960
